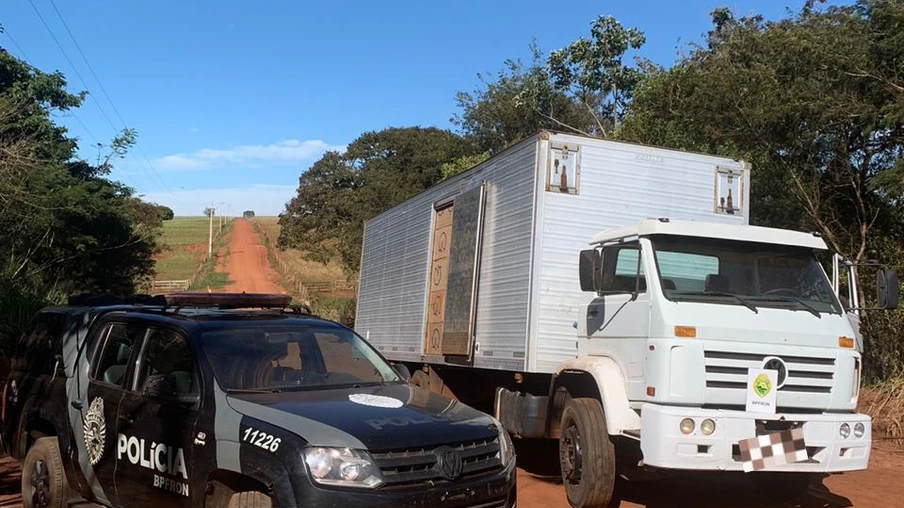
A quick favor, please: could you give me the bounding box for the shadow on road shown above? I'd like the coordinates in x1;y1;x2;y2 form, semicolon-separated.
0;455;22;507
514;438;853;508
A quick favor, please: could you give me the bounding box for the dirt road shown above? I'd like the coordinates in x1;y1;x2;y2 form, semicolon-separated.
516;439;904;508
220;219;283;294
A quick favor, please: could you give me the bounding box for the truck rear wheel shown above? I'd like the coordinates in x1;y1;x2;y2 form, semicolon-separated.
227;491;272;508
558;397;615;508
21;437;70;508
750;472;814;500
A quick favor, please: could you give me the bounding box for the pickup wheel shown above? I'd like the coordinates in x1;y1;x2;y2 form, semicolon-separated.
227;491;272;508
22;437;70;508
750;472;814;500
558;397;615;508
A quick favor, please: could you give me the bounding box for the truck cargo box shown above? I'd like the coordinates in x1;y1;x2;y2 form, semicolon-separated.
355;132;750;373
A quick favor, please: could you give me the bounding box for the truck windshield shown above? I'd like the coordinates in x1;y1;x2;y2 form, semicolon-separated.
200;324;400;392
650;235;842;315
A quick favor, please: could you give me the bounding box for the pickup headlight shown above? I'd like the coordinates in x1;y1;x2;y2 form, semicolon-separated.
494;419;515;468
303;447;383;488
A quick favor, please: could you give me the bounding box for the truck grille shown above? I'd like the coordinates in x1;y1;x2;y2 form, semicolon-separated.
371;437;502;487
704;350;836;395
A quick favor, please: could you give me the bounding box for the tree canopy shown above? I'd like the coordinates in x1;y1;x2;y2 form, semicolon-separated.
0;47;162;296
278;127;473;272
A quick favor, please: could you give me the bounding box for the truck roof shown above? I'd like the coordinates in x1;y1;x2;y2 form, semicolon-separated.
590;219;828;250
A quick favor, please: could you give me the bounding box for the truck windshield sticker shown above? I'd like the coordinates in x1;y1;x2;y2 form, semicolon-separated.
84;397;107;465
349;393;403;408
242;427;282;452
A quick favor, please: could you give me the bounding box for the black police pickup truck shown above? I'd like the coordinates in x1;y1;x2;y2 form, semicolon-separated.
1;293;515;508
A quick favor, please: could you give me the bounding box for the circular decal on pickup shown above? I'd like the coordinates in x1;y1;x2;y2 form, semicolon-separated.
348;393;403;409
84;397;107;465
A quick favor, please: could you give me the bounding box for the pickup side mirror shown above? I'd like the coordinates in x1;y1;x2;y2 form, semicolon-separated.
392;363;411;382
579;249;601;292
877;268;899;310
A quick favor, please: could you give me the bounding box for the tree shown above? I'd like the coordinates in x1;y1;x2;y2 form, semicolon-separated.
547;15;647;136
619;0;904;378
0;46;161;297
243;210;255;218
453;44;596;154
155;205;175;221
279;127;474;272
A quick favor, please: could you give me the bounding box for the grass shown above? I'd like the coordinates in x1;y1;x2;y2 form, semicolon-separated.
249;218;356;324
154;216;230;284
251;217;346;284
861;376;904;441
188;220;233;291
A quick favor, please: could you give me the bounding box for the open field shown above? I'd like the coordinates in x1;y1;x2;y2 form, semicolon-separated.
251;217;347;285
153;216;231;291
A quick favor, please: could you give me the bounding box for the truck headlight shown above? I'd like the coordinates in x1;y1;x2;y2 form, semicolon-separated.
304;447;383;488
839;423;851;439
854;422;865;439
494;420;515;468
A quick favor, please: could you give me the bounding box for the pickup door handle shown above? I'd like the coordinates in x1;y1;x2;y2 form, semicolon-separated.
119;415;134;425
71;401;83;410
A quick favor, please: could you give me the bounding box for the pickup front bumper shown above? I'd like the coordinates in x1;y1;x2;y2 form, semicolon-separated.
640;403;870;473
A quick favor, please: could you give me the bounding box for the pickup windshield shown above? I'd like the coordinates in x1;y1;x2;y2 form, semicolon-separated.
200;324;400;391
650;234;842;314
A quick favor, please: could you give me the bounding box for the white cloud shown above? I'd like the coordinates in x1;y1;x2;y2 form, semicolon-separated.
143;184;298;217
154;138;344;171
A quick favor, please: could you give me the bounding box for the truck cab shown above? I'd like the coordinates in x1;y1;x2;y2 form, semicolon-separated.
561;218;897;502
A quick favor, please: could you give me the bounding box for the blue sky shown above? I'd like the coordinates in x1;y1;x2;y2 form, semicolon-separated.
3;0;817;216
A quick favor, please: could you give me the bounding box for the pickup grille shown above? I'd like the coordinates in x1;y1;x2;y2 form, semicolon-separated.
370;437;502;487
704;350;836;395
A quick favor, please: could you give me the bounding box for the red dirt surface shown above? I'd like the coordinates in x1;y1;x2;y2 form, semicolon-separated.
516;439;904;508
220;218;283;294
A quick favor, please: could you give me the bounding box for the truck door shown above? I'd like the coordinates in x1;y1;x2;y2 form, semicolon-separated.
584;241;651;340
114;326;200;507
83;321;147;506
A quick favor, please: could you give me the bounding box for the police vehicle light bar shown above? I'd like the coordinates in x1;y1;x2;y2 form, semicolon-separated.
164;292;292;309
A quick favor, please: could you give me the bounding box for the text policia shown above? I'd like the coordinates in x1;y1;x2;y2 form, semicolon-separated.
117;434;190;497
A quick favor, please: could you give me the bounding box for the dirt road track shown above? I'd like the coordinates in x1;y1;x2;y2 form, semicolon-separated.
220;219;283;294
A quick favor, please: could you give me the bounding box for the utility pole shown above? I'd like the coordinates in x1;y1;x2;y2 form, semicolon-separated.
207;205;214;258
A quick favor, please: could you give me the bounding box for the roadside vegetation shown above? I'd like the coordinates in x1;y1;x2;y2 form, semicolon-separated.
154;216;232;290
187;219;233;291
0;44;171;360
250;218;354;326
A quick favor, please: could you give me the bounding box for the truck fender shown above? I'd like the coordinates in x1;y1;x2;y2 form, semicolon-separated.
554;357;640;434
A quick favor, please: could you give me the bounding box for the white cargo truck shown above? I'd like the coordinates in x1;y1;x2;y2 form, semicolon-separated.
354;132;899;507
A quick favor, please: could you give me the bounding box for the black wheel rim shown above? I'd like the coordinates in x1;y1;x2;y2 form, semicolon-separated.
561;420;583;486
29;458;51;508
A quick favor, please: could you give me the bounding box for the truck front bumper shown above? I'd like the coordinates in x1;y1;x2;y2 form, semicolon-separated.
640;403;870;473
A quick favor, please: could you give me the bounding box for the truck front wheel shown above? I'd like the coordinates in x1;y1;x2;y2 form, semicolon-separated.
558;397;616;508
21;437;70;508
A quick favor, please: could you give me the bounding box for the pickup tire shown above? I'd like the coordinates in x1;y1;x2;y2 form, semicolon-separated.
227;491;272;508
558;397;615;508
21;436;70;508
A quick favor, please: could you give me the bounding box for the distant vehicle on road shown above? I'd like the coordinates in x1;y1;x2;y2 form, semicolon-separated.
1;292;515;508
355;131;899;507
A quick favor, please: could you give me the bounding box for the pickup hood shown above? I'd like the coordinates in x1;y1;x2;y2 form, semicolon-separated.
225;383;497;450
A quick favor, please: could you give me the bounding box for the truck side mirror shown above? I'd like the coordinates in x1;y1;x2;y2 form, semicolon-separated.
579;249;601;292
877;268;899;310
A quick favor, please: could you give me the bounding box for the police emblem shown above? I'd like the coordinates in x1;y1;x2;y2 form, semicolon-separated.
84;397;107;465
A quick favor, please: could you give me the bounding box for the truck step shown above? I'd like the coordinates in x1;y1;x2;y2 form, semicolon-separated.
622;429;641;441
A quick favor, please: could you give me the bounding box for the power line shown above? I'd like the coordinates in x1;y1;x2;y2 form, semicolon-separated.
3;28;34;63
27;0;182;205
